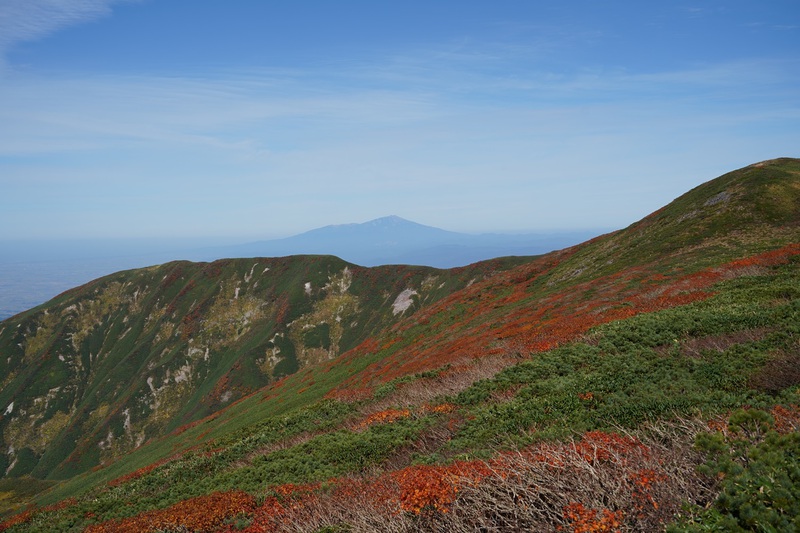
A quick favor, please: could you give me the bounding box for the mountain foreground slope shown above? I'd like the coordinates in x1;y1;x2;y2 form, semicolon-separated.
1;158;800;531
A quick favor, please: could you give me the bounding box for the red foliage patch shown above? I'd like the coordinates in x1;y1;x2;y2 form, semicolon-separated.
325;243;800;398
561;502;624;533
356;408;412;429
572;431;649;464
0;509;35;530
231;483;320;533
391;464;459;514
771;404;800;434
0;499;79;531
84;490;255;533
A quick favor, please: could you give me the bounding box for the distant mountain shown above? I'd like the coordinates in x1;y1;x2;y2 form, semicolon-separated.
212;215;603;267
0;220;601;321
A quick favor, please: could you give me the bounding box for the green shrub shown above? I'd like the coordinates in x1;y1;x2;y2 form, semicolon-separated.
671;409;800;531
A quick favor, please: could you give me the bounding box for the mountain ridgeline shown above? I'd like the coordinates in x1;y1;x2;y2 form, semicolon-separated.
0;255;526;480
209;215;602;268
1;158;800;531
0;214;601;322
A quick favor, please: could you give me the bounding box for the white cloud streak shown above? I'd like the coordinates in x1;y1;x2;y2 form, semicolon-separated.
1;48;798;237
1;55;796;156
0;0;128;69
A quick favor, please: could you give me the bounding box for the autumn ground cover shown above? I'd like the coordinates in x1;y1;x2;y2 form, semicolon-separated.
3;246;799;532
326;242;800;400
46;406;796;532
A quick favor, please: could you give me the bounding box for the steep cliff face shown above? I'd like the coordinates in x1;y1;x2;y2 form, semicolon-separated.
0;254;525;480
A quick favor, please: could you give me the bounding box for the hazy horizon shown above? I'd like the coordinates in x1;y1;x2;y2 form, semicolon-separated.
1;1;798;242
0;216;610;250
0;217;610;320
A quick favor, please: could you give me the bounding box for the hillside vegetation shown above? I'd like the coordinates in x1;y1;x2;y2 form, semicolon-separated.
0;253;526;483
1;158;800;531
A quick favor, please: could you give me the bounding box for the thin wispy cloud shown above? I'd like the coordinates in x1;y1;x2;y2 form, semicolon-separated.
2;52;796;237
0;2;797;239
0;0;130;70
1;53;795;156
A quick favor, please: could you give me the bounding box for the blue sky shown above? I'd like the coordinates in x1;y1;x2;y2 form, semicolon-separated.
1;1;798;241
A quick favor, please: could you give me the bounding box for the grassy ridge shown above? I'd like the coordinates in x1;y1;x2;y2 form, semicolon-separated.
5;248;800;532
1;158;800;530
0;253;526;487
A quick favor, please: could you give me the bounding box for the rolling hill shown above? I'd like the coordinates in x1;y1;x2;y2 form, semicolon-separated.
1;158;799;532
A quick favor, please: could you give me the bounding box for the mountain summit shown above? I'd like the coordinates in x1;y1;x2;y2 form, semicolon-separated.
283;215;461;247
219;215;600;268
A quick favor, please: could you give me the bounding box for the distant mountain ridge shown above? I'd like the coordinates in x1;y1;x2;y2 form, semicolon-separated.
0;218;601;321
214;215;602;268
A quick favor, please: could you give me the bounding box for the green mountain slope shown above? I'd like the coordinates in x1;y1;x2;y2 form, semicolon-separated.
0;254;527;483
1;158;800;531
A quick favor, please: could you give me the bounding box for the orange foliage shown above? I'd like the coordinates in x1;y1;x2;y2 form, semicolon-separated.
0;499;79;530
724;243;800;270
327;243;772;394
233;483;320;533
385;459;497;515
357;408;411;429
771;404;800;434
629;469;668;512
325;243;800;398
84;490;255;533
107;458;171;487
325;386;374;402
562;502;624;533
391;464;459;514
425;402;456;414
77;428;689;530
0;509;34;530
572;431;649;464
